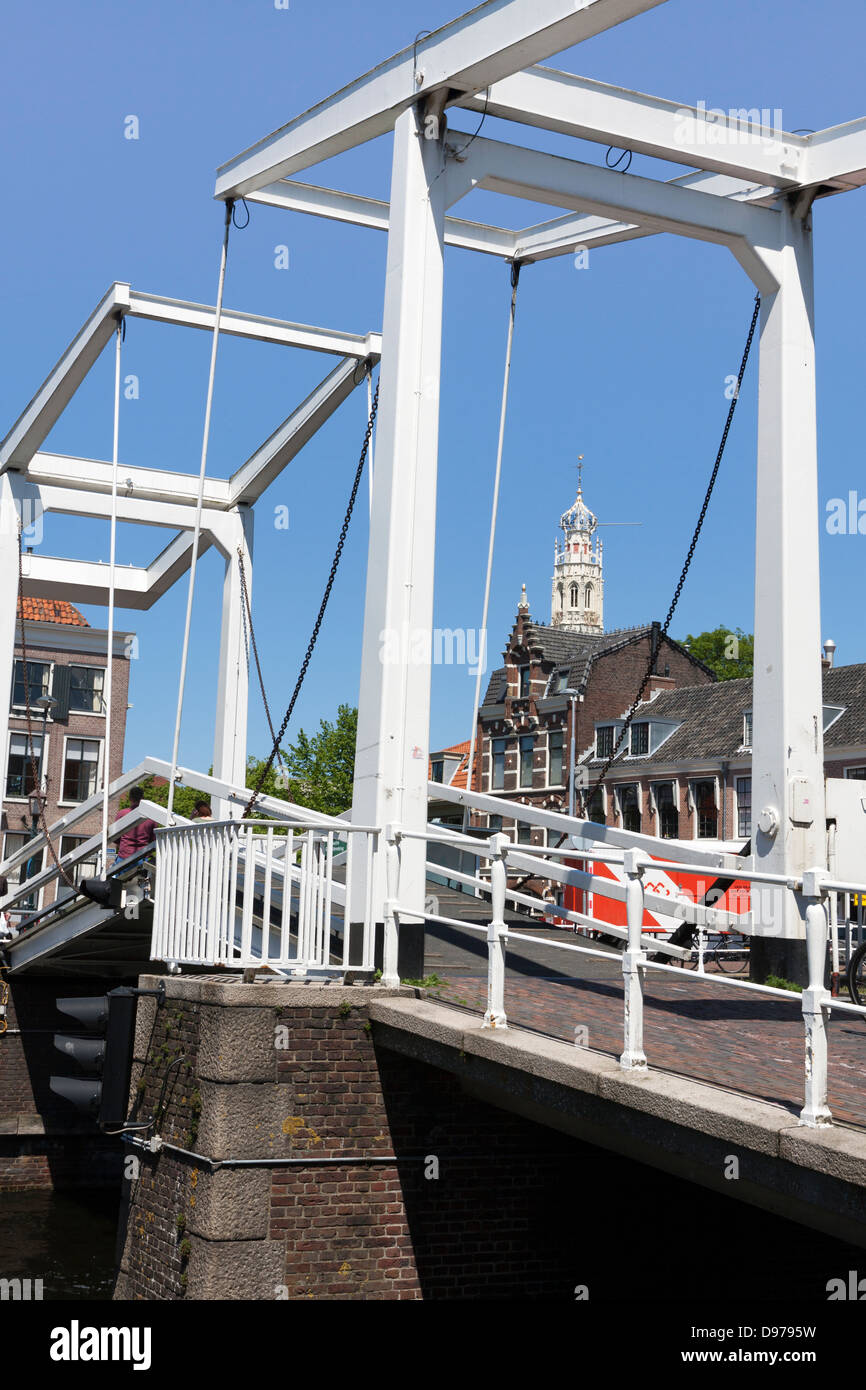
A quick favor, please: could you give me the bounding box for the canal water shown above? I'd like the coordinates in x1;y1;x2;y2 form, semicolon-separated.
0;1190;119;1300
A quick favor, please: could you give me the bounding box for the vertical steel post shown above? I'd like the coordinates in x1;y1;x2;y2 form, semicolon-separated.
483;833;509;1029
350;99;447;928
800;870;832;1126
213;504;254;820
620;848;647;1070
750;208;827;955
0;474;19;821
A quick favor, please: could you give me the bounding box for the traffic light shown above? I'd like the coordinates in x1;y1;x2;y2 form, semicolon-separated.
50;985;163;1130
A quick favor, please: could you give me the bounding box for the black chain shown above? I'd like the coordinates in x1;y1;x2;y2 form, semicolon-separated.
237;547;287;771
243;375;380;817
584;292;761;805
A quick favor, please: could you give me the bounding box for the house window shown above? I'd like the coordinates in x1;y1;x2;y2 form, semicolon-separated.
619;784;641;834
596;726;614;760
586;786;605;823
694;780;718;839
736;776;752;838
69;665;105;714
743;711;753;747
518;665;530;698
2;832;44;914
54;834;100;902
492;739;506;791
519;736;534;788
655;782;678;839
6;732;44;798
62;738;101;803
11;660;50;711
430;760;444;784
517;823;532;845
488;815;503;834
630;723;649;756
548;730;564;786
549;669;569;695
845;767;866;780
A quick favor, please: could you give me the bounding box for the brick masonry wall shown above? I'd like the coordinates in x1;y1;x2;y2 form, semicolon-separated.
3;638;131;910
0;976;128;1190
114;977;588;1301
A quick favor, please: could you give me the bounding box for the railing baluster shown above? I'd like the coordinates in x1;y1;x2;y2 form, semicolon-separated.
263;827;274;969
381;826;401;987
800;871;833;1126
483;833;509;1029
240;825;255;966
620;849;648;1071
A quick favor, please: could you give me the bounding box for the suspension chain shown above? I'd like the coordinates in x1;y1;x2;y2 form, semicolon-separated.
243;374;380;817
237;545;287;770
583;292;761;805
16;523;80;893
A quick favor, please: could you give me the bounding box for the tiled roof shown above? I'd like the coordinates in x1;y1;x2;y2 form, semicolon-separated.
429;740;478;791
581;664;866;767
17;597;89;627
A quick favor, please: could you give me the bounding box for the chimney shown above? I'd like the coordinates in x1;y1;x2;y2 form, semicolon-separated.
822;637;836;671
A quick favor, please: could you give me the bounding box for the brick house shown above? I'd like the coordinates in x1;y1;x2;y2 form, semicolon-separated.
2;598;135;919
578;651;866;847
469;478;715;846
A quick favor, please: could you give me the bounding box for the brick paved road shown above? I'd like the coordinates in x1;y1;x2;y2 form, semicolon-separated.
423;919;866;1131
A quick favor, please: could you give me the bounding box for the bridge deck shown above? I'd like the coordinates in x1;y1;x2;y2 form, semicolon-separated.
422;917;866;1133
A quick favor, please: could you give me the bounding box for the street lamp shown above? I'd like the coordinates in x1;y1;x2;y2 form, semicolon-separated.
563;688;583;819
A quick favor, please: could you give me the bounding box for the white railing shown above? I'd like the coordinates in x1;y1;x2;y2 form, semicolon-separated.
397;785;866;1130
151;819;378;976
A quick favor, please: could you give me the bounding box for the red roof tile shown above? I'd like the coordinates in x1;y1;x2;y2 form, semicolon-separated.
16;597;89;627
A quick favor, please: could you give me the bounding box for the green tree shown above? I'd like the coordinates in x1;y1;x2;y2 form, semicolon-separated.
682;626;754;681
122;776;202;819
280;704;358;816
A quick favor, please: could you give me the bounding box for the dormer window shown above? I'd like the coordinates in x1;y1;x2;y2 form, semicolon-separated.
630;722;649;756
742;711;753;748
518;665;530;698
549;668;569;695
596;726;614;759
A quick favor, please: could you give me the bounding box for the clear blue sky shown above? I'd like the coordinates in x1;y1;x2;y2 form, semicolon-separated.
2;0;865;771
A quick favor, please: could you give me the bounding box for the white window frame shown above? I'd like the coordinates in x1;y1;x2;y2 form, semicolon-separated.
735;774;752;838
843;764;866;779
2;830;45;916
689;776;720;840
742;710;753;750
5;730;50;803
58;734;104;807
650;779;680;839
66;661;108;718
10;658;55;715
546;728;565;788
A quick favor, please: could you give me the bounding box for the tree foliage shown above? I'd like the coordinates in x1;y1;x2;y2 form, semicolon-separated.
682;626;754;681
279;704;358;817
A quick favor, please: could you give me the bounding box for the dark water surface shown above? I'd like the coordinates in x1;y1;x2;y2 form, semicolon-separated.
0;1189;119;1300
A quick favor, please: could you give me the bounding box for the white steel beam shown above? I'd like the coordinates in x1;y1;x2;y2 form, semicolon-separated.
29;451;231;509
459;135;781;257
33;482;228;537
215;0;669;197
459;67;811;188
249;179;518;258
127;290;381;361
512;171;779;261
20;531;209;611
804;118;866;192
350;103;448;943
0;283;128;473
746;210;826;941
228;356;370;506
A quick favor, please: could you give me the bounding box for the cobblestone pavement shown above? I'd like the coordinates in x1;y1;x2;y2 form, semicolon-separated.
423;920;866;1132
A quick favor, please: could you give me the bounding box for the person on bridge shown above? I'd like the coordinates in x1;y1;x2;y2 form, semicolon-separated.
191;799;212;820
114;787;158;862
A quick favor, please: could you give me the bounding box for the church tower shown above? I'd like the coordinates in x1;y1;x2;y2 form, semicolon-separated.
551;462;604;634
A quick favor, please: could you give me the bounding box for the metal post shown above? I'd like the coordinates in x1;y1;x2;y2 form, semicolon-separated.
212;505;254;820
566;689;579;819
381;825;401;987
0;474;22;813
800;870;832;1127
350;99;447;926
483;832;509;1029
620;848;647;1070
750;208;827;960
